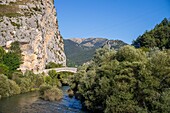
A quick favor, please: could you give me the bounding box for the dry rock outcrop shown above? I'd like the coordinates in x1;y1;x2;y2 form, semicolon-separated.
0;0;66;72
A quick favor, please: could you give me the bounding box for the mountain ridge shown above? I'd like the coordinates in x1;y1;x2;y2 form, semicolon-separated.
64;38;128;66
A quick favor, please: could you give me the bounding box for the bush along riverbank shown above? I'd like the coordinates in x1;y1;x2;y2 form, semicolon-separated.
70;45;170;113
0;69;74;101
0;42;74;100
39;70;74;101
0;70;74;99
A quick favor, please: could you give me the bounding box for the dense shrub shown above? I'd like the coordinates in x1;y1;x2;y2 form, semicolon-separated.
10;41;22;55
45;62;63;69
8;80;20;95
44;76;53;85
39;84;52;95
0;74;20;97
3;52;22;71
116;45;146;62
0;46;5;62
0;63;9;75
71;46;170;112
0;74;10;97
39;84;63;101
58;72;74;85
0;42;22;78
24;70;44;88
48;70;58;79
15;77;31;93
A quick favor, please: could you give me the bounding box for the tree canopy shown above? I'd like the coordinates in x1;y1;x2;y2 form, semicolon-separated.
132;18;170;49
0;41;22;78
70;45;170;113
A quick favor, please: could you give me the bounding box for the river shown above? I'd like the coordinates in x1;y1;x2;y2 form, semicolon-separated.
0;86;87;113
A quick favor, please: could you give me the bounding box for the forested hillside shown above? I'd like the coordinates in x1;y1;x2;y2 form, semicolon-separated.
64;38;127;66
132;18;170;49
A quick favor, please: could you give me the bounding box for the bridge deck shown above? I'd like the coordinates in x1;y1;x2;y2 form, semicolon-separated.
43;67;77;74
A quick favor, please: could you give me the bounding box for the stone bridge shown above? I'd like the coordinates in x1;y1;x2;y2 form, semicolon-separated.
43;67;77;74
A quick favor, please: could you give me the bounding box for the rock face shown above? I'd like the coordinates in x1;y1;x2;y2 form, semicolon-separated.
0;0;66;72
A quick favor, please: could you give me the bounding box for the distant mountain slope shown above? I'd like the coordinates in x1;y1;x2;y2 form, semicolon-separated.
64;38;128;66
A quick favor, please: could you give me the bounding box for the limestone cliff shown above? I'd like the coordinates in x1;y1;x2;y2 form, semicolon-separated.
0;0;66;72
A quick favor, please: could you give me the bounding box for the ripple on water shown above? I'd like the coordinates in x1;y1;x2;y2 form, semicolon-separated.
0;86;87;113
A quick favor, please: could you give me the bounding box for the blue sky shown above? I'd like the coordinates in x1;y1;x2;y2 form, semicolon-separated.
54;0;170;44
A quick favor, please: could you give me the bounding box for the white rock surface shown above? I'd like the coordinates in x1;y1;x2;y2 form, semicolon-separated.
0;0;66;72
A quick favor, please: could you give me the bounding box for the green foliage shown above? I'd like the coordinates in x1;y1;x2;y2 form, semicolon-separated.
0;74;11;97
116;45;146;62
71;46;170;112
12;71;45;93
93;46;115;64
0;74;20;97
15;77;31;93
8;80;21;96
45;62;63;69
0;41;22;77
10;41;22;55
39;84;63;101
58;71;74;85
47;70;60;87
161;89;170;112
47;70;74;86
39;84;52;95
0;46;5;62
48;70;58;79
3;52;22;71
44;76;53;85
0;63;9;75
133;18;170;49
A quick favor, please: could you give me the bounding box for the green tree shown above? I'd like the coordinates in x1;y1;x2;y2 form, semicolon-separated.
0;74;20;97
48;70;58;79
3;52;22;71
132;18;170;49
0;63;9;75
45;62;63;69
70;46;170;112
0;46;6;62
116;45;146;62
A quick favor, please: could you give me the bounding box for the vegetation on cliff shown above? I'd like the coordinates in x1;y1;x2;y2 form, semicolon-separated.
45;62;63;69
0;41;22;78
70;45;170;113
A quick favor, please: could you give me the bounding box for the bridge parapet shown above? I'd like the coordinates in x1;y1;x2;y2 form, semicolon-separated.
43;67;77;74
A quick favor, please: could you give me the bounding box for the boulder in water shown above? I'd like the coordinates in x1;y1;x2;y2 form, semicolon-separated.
67;89;74;98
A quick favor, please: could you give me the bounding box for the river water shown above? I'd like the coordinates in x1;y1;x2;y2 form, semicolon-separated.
0;86;87;113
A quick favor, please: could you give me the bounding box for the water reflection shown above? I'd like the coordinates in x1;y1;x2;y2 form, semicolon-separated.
0;91;39;113
0;86;87;113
